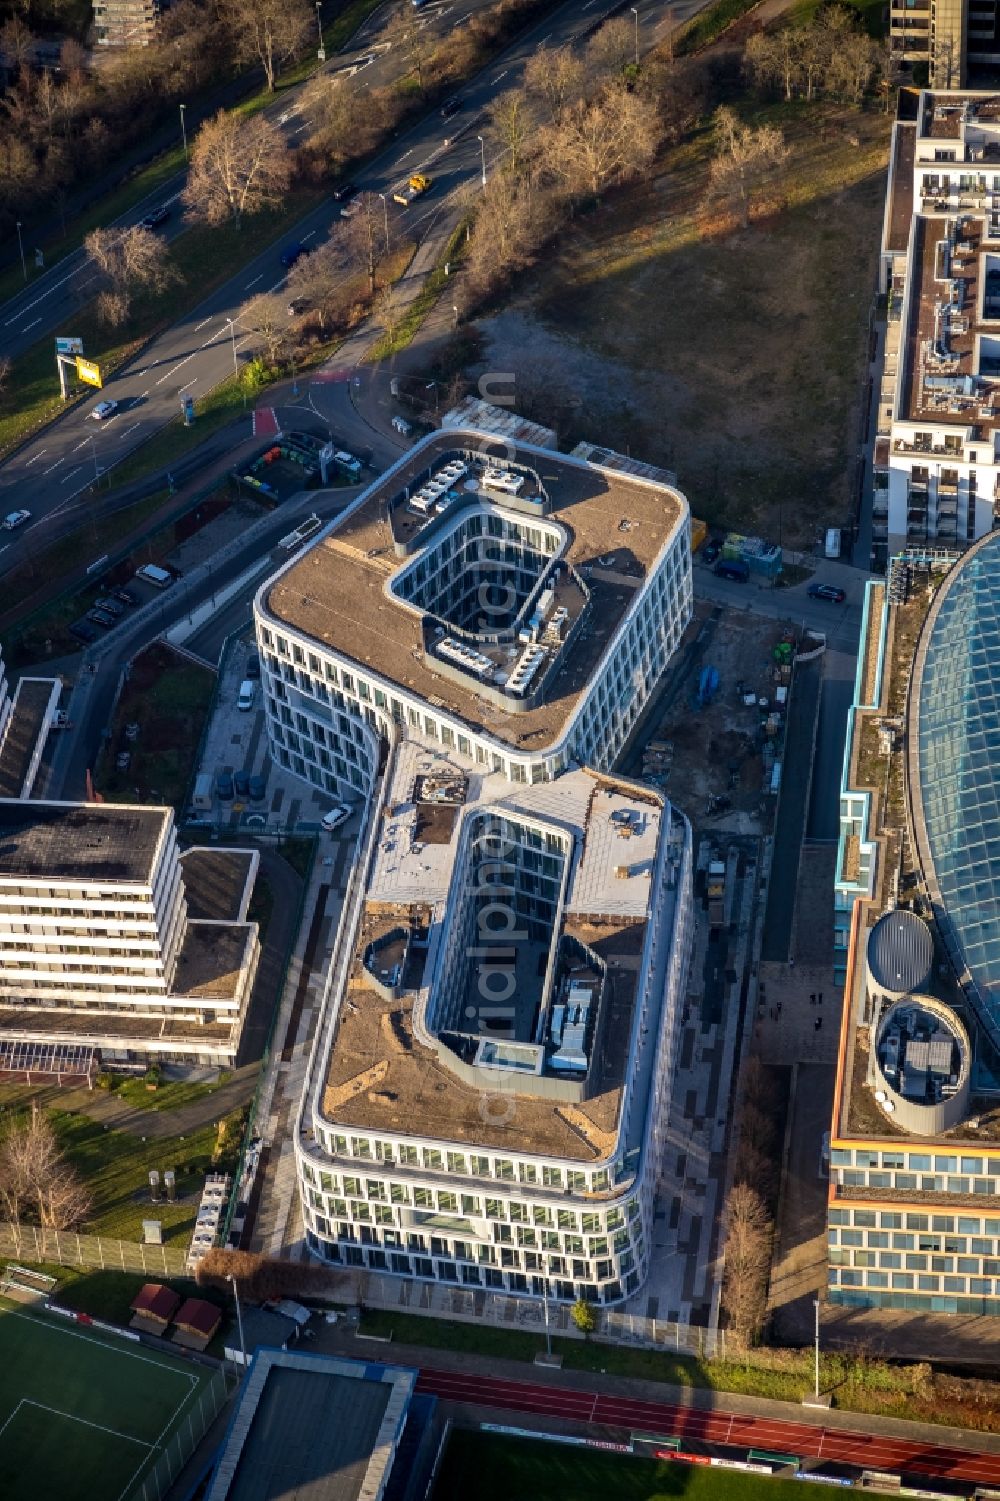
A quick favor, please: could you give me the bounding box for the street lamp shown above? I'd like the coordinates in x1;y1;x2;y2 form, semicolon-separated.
315;1;325;62
477;134;486;190
228;1273;248;1369
226;317;239;378
543;1282;553;1358
376;192;391;257
15;221;26;282
631;6;640;65
813;1298;821;1399
86;435;99;487
179;102;188;160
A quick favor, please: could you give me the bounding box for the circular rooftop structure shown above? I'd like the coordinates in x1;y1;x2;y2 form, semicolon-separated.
866;909;934;999
909;530;1000;1051
872;994;970;1134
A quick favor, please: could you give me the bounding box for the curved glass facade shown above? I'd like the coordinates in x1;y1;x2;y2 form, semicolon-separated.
916;533;1000;1050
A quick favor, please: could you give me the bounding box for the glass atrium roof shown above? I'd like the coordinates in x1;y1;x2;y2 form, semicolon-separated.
915;534;1000;1050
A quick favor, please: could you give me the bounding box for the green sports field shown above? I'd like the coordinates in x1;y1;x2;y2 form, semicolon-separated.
0;1300;214;1501
434;1431;800;1501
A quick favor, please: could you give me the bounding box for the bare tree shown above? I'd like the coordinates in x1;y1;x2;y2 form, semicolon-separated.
825;29;880;104
85;224;175;327
464;170;556;298
0;16;35;70
523;46;586;124
220;0;312;91
490;89;532;175
745;28;804;101
374;282;405;344
720;1182;773;1345
384;2;437;99
706;104;788;229
344;192;390;296
243;292;290;366
0;1108;91;1233
539;83;660;199
183;109;292;228
585;16;637;80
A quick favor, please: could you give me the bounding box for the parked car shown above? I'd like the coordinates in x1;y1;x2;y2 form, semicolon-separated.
440;96;462;119
112;587;139;607
701;538;721;565
2;509;30;530
248;774;267;802
808;583;846;604
139;204;171;230
86;607;116;627
69;621;97;644
287;297;308;318
321;803;350;831
234;770;251;799
94;596;124;617
331;181;357;203
246;652;261;679
280;242;310;269
713;559;749;584
216;771;235;801
91;399;119;421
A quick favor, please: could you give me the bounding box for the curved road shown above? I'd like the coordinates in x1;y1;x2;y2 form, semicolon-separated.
415;1367;1000;1485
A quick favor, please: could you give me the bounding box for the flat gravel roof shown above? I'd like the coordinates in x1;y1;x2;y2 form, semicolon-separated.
0;802;168;883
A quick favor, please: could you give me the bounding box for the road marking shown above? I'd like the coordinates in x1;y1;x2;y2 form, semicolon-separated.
245;273;263;289
293;123;308;135
156;352;196;385
539;32;551;43
491;69;508;83
120;423;141;439
194;315;213;331
61;466;82;484
24;451;46;467
179;377;199;392
140;389;149;398
72;438;91;451
20;317;41;332
42;458;64;475
302;229;317;240
396;149;413;165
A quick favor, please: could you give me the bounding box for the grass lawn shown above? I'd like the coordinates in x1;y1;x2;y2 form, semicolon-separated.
111;1076;229;1113
434;1432;794;1501
0;1299;214;1501
277;838;316;882
509;101;890;547
51;1109;237;1245
94;641;216;807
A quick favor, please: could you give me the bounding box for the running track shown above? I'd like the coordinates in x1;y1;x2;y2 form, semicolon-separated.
414;1368;1000;1486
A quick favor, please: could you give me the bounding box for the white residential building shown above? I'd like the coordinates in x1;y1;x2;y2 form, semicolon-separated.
254;428;696;1303
877;90;1000;563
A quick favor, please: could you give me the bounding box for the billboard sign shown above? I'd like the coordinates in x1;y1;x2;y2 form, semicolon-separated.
75;356;102;389
56;337;84;355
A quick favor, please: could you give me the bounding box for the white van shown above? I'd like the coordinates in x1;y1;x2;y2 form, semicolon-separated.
824;528;842;560
237;680;256;712
136;563;173;589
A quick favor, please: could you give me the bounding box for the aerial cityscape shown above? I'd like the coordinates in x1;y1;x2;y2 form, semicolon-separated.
5;0;1000;1498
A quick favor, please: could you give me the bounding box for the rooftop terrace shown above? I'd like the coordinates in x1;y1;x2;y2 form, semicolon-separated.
264;431;684;754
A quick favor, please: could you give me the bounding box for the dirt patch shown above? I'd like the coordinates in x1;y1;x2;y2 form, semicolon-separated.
94;641;215;807
473;102;890;547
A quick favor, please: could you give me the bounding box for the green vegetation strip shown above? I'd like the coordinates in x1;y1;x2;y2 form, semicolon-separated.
676;0;762;53
359;1308;999;1431
0;1301;213;1501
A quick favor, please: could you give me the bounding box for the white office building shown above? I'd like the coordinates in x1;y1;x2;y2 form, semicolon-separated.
254;429;696;1303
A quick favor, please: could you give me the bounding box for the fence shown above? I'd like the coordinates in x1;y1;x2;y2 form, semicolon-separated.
130;1365;235;1501
0;1221;187;1277
360;1273;726;1361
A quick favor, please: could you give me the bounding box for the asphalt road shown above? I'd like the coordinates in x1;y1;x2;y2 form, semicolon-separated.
0;0;679;560
0;0;485;362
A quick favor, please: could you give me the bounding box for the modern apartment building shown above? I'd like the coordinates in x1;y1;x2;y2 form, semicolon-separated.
0;800;261;1068
254;429;696;1303
92;0;161;46
831;538;1000;1315
877;90;1000;566
890;0;1000;89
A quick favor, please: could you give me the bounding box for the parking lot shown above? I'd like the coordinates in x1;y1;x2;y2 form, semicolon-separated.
193;634;344;833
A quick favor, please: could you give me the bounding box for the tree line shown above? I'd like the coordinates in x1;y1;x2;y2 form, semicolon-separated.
745;7;886;107
720;1056;780;1346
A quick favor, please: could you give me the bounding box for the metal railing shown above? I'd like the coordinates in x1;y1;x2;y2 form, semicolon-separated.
130;1366;236;1501
0;1221;187;1275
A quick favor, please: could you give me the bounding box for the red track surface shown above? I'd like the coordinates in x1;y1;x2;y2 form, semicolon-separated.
415;1367;1000;1485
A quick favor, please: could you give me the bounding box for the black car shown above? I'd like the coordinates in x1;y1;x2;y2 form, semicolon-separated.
94;596;124;618
246;652;261;679
234;770;251;799
331;181;357;202
807;582;846;604
113;587;139;607
86;607;116;628
440;96;462;120
70;621;97;644
702;538;721;565
140;204;171;230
